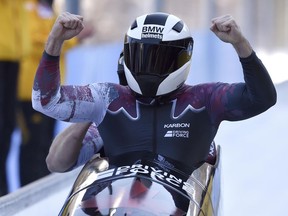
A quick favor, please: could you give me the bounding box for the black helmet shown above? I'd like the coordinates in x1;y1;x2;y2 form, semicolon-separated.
123;12;193;97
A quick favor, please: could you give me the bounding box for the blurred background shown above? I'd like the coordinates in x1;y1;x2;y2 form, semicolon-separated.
3;0;288;215
55;0;288;83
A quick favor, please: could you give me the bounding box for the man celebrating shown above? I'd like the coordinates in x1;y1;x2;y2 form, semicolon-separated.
32;11;276;183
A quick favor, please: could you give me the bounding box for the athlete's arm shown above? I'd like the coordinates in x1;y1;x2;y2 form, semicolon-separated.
207;15;276;122
32;12;112;124
46;122;103;172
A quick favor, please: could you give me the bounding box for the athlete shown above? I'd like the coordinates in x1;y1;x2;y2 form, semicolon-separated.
32;12;276;174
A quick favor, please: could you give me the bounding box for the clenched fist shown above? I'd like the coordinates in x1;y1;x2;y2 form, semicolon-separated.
210;14;252;57
45;12;84;56
50;12;84;41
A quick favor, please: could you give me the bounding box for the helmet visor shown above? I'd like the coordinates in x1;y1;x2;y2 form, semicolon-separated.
124;39;193;77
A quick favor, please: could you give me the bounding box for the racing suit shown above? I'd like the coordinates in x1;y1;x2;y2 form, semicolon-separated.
32;50;276;171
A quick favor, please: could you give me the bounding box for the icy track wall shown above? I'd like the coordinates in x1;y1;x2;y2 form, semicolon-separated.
0;169;79;216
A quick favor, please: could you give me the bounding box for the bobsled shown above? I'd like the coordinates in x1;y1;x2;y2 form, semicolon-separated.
59;143;221;216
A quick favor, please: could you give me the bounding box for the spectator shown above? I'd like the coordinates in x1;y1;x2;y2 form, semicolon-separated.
0;0;28;196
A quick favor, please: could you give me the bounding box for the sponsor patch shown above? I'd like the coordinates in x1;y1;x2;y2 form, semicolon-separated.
142;25;164;39
164;130;189;138
164;123;190;128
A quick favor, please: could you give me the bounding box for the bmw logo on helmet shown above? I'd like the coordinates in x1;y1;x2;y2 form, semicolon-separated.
123;12;194;97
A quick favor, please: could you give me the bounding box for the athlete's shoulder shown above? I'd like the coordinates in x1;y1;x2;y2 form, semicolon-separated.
90;83;131;95
175;83;221;96
102;83;138;118
104;82;129;90
170;83;230;106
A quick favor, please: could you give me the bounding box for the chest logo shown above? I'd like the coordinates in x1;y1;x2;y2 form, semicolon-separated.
164;130;189;138
163;122;190;138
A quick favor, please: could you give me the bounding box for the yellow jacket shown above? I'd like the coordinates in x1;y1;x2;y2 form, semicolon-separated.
18;1;78;100
0;0;29;60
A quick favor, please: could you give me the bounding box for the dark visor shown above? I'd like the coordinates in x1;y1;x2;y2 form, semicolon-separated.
124;38;193;77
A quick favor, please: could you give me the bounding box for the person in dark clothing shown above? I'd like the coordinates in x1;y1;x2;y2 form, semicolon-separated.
32;12;276;213
0;1;28;196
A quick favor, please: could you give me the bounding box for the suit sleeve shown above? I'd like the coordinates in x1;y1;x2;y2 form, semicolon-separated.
208;51;277;123
32;51;110;125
